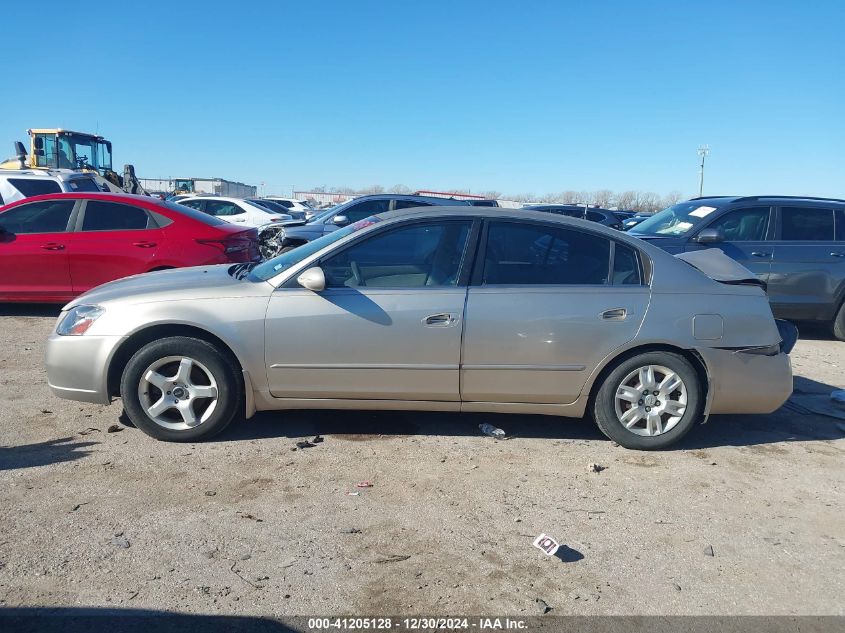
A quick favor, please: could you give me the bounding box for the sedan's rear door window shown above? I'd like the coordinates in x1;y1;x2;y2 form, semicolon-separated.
481;222;610;285
780;207;835;241
81;201;154;231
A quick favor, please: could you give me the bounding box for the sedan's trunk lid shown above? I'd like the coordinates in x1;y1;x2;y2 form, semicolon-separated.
675;248;767;290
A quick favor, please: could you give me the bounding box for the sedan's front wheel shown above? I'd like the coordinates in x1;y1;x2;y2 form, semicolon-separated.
593;351;703;450
120;336;242;441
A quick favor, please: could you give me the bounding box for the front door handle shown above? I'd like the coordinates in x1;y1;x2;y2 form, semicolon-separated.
133;241;157;248
601;308;627;321
40;243;65;251
831;252;845;258
423;313;457;327
751;252;771;257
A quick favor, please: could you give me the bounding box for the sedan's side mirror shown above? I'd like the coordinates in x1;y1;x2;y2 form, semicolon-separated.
332;215;349;226
695;228;725;244
296;266;326;292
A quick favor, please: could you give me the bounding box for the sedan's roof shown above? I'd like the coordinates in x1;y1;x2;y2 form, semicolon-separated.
371;204;619;228
179;196;254;203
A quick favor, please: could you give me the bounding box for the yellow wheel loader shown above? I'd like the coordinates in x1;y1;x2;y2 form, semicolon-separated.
1;128;147;195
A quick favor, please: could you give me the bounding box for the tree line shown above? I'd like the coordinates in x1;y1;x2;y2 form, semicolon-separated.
307;185;685;212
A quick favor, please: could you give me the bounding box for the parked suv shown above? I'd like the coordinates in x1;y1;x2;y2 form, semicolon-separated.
629;196;845;338
524;205;624;230
0;169;101;205
275;194;472;252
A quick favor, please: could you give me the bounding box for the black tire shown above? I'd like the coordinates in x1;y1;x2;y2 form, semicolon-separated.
120;336;242;442
833;301;845;341
592;351;703;450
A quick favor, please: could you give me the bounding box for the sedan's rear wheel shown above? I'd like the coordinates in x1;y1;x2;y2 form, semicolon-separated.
593;351;703;450
833;301;845;341
120;336;242;441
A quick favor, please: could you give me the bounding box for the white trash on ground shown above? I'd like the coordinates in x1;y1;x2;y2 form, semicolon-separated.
479;423;506;439
533;533;560;556
830;390;845;407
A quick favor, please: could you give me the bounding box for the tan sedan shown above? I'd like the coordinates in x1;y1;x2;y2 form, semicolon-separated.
45;207;794;449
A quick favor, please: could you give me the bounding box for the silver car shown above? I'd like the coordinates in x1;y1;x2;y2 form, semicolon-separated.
45;207;794;450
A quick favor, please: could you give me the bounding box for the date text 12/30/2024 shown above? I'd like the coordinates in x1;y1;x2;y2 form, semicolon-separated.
307;618;529;630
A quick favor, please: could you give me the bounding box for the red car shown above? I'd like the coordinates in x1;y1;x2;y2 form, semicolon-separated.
0;192;260;303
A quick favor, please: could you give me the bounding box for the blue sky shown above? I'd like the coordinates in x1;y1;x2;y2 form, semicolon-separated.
2;1;843;199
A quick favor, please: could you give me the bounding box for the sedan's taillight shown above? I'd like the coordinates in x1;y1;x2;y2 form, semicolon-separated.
197;230;260;262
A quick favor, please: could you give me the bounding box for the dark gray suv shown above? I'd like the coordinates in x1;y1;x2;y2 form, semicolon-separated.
276;194;471;252
630;195;845;338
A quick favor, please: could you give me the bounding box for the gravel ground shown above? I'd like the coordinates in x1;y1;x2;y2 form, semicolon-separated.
0;305;843;617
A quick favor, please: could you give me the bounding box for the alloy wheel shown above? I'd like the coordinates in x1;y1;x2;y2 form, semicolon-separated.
613;364;688;436
137;356;219;430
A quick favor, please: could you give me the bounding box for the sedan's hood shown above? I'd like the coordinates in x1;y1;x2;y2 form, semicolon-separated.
283;224;324;238
66;265;272;309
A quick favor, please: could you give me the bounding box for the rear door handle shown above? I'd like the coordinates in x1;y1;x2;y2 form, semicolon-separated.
423;313;458;327
133;241;157;248
601;308;627;321
751;252;771;257
40;243;65;251
831;252;845;258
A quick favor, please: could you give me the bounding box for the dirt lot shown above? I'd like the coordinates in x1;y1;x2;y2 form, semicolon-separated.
0;305;843;617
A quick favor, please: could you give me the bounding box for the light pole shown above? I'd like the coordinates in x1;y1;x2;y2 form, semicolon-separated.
697;145;710;197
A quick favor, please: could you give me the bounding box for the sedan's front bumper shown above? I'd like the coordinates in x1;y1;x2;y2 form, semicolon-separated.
46;333;125;405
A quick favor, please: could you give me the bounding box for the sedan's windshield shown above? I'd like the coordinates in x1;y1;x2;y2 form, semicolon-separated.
633;201;725;236
249;217;381;281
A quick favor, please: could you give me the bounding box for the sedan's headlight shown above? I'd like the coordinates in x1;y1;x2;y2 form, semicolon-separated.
57;305;105;336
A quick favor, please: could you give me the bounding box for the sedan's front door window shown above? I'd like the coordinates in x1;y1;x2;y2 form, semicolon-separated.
0;200;75;234
322;221;471;288
482;222;610;285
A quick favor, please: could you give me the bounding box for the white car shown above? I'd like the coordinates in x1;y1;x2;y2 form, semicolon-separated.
177;196;292;227
0;169;102;205
263;197;314;218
